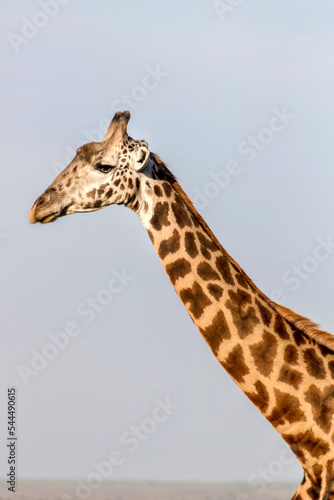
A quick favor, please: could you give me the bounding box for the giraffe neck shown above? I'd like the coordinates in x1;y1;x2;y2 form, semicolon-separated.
131;161;334;481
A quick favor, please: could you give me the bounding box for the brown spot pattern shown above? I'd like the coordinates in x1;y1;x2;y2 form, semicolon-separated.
162;182;172;197
215;256;235;285
197;262;220;281
196;232;217;251
200;245;211;260
293;328;307;346
268;389;305;427
245;380;270;413
184;232;198;258
97;183;108;197
274;314;290;340
249;331;278;377
171;202;192;228
207;283;224;301
312;464;323;479
179;282;212;319
158;229;180;259
278;364;303;390
303;348;326;379
305;384;334;433
221;345;250;384
87;188;96;199
154;185;162;197
147;230;154;243
199;310;230;355
166;258;192;285
328;360;334;379
190;214;200;228
284;430;330;460
306;487;319;500
319;344;332;358
226;289;260;339
284;344;298;365
310;464;324;498
150;202;171;231
255;299;272;326
235;274;249;289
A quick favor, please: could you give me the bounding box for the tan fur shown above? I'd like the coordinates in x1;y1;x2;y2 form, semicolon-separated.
170;177;334;352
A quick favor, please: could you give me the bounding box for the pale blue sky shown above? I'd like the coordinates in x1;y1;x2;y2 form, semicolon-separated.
1;0;334;490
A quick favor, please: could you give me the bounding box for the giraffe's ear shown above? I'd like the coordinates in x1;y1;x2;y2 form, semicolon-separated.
134;146;150;172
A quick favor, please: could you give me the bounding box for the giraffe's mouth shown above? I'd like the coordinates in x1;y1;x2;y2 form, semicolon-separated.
29;212;59;224
39;213;60;224
29;201;74;224
29;206;60;224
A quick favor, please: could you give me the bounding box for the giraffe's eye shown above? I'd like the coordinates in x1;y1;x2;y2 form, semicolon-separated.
96;164;115;174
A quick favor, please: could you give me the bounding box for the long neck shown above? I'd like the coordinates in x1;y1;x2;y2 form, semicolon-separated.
133;163;334;478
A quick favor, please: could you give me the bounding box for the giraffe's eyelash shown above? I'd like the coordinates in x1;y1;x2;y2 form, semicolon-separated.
95;164;116;174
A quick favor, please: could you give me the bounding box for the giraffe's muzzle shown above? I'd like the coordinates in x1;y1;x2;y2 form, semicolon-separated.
29;193;63;224
29;205;59;223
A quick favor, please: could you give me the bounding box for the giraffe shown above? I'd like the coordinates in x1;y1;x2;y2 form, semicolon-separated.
29;111;334;499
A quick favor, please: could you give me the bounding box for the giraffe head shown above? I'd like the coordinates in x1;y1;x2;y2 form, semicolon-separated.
29;111;155;224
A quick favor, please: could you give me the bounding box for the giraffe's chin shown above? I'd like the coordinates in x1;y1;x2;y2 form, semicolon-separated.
39;213;60;224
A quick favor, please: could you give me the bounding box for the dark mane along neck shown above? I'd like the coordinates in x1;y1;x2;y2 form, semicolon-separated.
151;153;334;352
151;152;178;184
